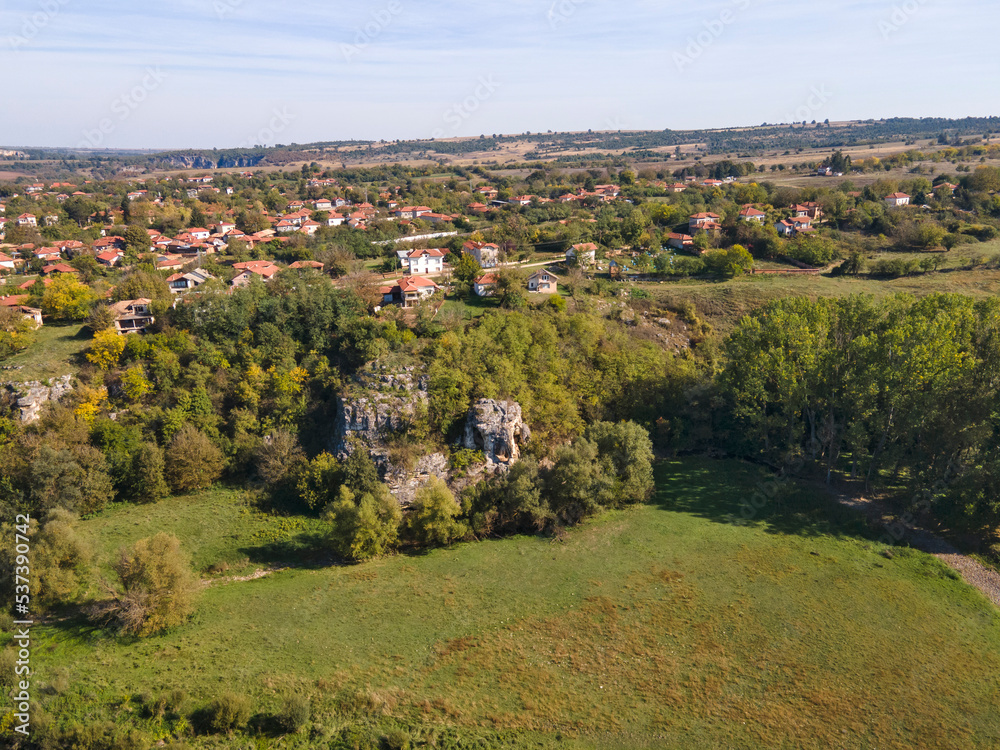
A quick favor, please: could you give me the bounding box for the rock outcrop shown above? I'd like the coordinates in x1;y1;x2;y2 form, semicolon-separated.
2;375;75;423
462;399;530;470
333;365;446;505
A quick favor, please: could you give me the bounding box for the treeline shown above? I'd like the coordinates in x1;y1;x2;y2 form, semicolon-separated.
718;293;1000;533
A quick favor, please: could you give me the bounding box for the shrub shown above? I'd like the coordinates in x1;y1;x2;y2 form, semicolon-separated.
205;692;251;733
384;728;412;750
275;694;310;734
407;477;466;547
325;485;402;562
0;647;15;687
165;425;224;493
93;533;197;637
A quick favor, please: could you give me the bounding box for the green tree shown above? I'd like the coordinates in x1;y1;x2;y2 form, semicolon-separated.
123;225;152;254
452;252;483;285
123;443;170;503
295;452;343;511
324;485;401;562
583;421;655;504
407;477;466;546
164;425;224;493
32;509;94;609
705;244;754;277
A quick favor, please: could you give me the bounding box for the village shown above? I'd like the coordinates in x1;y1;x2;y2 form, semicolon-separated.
0;159;940;336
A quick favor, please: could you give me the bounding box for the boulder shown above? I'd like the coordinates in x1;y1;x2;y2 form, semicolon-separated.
462;399;530;469
3;375;74;423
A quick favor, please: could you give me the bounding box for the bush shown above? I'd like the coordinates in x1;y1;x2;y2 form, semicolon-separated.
165;425;224;493
93;533;197;636
275;694;310;733
384;728;412;750
0;647;16;687
325;485;402;562
205;692;252;733
407;477;467;547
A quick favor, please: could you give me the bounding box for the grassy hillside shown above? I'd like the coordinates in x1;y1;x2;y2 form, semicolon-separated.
23;459;1000;748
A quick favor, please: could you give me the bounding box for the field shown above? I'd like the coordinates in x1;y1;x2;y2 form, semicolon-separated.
2;322;89;381
21;459;1000;748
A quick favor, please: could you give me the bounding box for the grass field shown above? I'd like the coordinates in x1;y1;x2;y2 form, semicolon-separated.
17;459;1000;749
3;322;89;381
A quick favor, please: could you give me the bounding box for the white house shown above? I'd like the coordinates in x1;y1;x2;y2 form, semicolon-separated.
463;241;500;269
16;213;36;227
403;247;446;276
738;206;766;223
566;243;598;266
473;273;498;297
884;192;911;207
527;270;559;294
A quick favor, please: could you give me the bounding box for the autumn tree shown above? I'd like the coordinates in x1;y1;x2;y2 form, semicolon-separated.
41;274;98;320
164;425;224;493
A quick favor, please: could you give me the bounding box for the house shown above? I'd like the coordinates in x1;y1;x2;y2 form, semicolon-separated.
476;186;498;200
666;233;695;251
0;252;15;270
703;179;724;188
566;243;598;266
43;215;59;227
96;250;124;267
775;217;813;237
156;255;187;272
0;296;42;327
213;221;236;235
313;199;333;211
111;298;155;334
738;205;766;223
42;263;77;276
420;212;455;225
231;261;280;286
166;269;213;294
467;202;491;214
473;273;498;297
34;247;62;262
392;206;433;220
510;195;534;206
689;212;722;233
288;260;324;271
463;241;500;268
885;192;911;207
379;276;441;307
667;183;688;193
527;270;559;294
801;201;824;220
402;248;446;276
300;220;321;235
790;204;811;218
16;213;37;227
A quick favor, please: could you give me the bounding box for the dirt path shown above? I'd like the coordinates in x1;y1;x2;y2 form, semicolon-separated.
830;490;1000;608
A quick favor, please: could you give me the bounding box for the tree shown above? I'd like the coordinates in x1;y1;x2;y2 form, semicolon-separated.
30;445;114;515
121;364;153;401
123;225;152;254
546;438;614;525
705;244;754;277
85;304;116;334
165;425;224;493
583;421;655;504
0;306;35;360
407;477;466;546
94;533;197;636
32;509;94;609
295;452;343;511
41;274;98;320
86;329;126;371
452;253;483;285
113;271;171;302
495;267;527;310
254;429;305;486
324;485;402;562
122;443;170;503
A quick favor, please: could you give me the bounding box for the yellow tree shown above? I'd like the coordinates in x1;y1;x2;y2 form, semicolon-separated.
86;329;126;371
41;274;98;321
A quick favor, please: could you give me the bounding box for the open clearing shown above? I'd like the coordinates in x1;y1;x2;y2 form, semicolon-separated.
21;459;1000;748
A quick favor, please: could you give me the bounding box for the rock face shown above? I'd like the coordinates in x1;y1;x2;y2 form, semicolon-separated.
2;375;74;423
333;365;447;505
462;399;531;470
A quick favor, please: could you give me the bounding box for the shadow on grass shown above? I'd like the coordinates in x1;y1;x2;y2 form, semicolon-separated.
237;532;335;569
652;457;879;542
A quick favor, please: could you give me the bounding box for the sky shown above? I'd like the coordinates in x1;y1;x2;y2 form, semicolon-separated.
0;0;996;150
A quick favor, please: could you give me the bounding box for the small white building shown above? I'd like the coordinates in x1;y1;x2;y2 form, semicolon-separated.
884;192;911;207
402;248;446;276
566;243;598;266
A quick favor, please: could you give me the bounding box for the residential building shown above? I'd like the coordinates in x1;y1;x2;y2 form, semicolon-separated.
111;298;155;334
885;192;911;207
379;276;441;307
473;273;498;297
463;240;500;268
527;270;559;294
566;243;598;266
402;248;446;276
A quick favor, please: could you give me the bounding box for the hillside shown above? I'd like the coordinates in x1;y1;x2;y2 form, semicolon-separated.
24;459;1000;749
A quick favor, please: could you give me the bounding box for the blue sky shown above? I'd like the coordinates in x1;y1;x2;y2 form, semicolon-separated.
1;0;996;149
